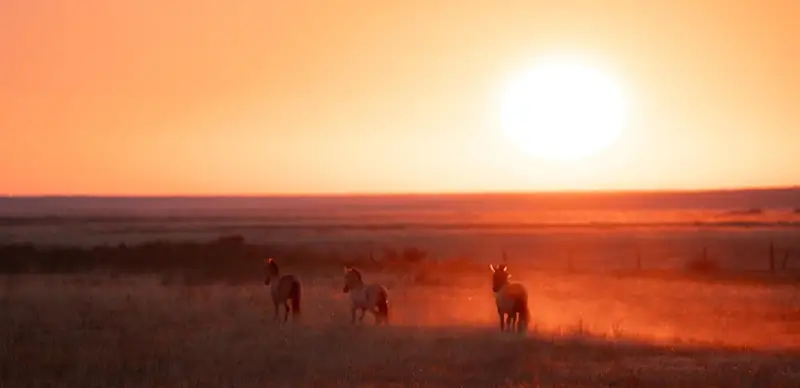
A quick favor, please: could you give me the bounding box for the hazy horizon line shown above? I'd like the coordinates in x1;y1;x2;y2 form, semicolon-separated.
3;185;799;199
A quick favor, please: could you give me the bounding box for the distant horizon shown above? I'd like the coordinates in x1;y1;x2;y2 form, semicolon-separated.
4;185;800;199
2;185;799;224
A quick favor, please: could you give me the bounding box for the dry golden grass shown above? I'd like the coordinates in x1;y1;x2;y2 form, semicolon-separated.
1;270;798;387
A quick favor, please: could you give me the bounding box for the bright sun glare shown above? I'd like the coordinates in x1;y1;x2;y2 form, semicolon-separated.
500;58;627;161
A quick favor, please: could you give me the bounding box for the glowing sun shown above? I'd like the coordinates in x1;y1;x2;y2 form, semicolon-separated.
499;59;627;161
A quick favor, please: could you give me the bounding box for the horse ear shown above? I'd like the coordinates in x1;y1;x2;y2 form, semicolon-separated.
343;266;349;273
507;273;512;278
267;258;274;263
489;264;495;272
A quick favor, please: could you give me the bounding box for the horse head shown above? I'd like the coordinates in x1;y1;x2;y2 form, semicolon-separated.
489;263;511;292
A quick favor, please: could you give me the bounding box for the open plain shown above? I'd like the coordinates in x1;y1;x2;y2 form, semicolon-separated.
1;266;798;387
1;193;799;386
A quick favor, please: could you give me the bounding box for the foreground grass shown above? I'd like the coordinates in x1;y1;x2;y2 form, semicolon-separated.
1;274;798;387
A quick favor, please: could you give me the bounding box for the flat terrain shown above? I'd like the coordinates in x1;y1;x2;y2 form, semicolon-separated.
1;271;797;387
1;193;799;386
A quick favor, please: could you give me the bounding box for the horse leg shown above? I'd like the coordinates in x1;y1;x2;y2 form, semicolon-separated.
498;311;505;331
372;307;382;325
506;313;516;332
359;308;366;323
351;306;357;324
272;302;279;321
283;302;290;323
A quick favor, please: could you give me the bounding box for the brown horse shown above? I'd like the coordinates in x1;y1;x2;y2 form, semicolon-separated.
489;264;530;333
263;258;302;323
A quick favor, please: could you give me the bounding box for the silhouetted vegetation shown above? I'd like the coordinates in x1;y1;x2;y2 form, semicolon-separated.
685;255;720;275
2;233;798;287
0;235;254;284
0;235;469;285
723;208;764;216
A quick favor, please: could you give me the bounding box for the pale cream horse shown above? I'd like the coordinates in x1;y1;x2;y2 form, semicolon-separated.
489;264;530;332
342;266;390;325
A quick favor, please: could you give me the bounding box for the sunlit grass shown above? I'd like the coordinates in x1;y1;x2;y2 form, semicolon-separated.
1;271;797;387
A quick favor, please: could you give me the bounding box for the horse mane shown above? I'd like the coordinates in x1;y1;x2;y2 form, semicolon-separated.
344;266;364;283
265;258;279;274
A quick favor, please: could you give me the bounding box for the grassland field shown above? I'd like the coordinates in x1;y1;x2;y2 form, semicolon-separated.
1;263;799;386
1;211;799;387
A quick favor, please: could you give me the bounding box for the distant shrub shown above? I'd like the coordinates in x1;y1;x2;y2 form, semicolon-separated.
724;208;763;216
380;247;396;260
215;234;246;246
685;255;720;274
402;247;428;263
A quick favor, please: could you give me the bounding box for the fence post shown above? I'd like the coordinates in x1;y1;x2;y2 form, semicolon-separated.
636;248;642;271
769;240;775;273
783;250;791;270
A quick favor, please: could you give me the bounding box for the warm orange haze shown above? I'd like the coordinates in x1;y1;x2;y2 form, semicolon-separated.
1;0;798;195
1;2;799;387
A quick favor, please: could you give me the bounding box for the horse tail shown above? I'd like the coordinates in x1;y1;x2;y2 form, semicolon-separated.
519;305;530;332
376;288;389;324
289;279;301;315
513;295;530;333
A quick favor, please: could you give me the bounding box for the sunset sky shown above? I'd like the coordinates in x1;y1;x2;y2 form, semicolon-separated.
1;0;797;195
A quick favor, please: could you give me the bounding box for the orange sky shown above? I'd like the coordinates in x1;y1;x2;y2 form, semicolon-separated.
1;0;798;195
